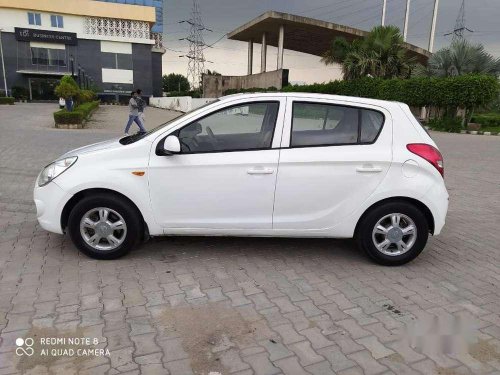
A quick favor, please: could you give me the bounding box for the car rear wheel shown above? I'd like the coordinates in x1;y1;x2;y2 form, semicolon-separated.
356;201;429;266
68;193;143;259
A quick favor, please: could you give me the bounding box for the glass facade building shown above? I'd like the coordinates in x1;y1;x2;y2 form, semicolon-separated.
93;0;164;33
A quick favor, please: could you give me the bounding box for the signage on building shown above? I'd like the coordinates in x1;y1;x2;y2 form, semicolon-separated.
15;28;78;45
103;89;131;94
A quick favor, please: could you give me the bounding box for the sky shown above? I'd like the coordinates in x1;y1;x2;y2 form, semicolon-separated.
162;0;500;84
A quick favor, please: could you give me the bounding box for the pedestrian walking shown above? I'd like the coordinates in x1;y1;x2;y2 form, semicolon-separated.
136;89;146;125
124;91;146;135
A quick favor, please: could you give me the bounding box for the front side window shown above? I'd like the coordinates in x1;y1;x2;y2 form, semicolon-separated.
51;15;64;28
28;12;42;26
176;102;279;153
291;102;384;147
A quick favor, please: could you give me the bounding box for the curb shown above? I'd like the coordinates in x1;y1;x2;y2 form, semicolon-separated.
426;127;500;136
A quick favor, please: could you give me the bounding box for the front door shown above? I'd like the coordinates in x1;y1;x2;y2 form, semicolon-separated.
273;98;393;230
148;99;285;230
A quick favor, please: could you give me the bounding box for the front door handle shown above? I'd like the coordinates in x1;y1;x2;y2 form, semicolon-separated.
356;166;383;173
247;167;275;175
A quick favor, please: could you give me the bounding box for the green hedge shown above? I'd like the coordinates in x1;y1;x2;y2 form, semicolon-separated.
470;112;500;127
54;101;99;125
428;116;463;133
77;101;99;118
167;90;202;98
0;97;15;105
281;75;499;112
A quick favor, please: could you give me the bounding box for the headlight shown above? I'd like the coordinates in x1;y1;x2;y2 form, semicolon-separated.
38;157;78;187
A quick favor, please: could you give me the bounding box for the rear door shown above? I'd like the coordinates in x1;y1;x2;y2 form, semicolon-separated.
273;97;393;230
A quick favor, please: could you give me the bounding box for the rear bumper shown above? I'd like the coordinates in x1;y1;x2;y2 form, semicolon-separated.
34;181;71;234
420;181;449;235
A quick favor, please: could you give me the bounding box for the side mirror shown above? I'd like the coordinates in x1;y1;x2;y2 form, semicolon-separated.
163;135;181;155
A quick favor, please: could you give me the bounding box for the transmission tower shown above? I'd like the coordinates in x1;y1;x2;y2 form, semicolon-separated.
445;0;473;41
179;0;211;90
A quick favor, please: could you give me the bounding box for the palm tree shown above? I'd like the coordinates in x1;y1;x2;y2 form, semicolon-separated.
322;26;416;80
418;39;500;77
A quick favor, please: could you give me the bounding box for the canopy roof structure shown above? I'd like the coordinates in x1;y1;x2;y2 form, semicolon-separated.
227;11;431;65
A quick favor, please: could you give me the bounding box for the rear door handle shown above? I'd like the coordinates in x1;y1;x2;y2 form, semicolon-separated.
356;166;383;173
247;167;275;175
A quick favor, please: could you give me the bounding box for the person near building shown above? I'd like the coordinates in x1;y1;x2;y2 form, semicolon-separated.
124;91;146;135
136;89;146;125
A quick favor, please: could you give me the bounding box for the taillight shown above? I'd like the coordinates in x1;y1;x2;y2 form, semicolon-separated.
407;143;444;177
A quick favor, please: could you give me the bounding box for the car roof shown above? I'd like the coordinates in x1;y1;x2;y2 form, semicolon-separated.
220;92;404;109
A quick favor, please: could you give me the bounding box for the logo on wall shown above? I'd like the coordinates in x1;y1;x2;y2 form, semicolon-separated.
15;27;78;45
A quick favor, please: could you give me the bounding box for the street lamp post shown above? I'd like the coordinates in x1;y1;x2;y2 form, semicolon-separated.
428;0;440;52
81;69;86;89
77;65;82;88
70;55;74;78
0;28;8;96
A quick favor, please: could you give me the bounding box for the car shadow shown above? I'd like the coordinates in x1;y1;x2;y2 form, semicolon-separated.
129;235;371;265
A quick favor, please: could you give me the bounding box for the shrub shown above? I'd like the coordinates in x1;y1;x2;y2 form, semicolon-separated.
54;101;99;124
54;75;80;106
0;97;15;105
77;89;97;104
77;101;99;118
470;112;500;127
54;110;84;124
428;116;463;133
11;86;29;100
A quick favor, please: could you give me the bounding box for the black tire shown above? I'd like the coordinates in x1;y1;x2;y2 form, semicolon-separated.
356;201;429;266
68;193;143;260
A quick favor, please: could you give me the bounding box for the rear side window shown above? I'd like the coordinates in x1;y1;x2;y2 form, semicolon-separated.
291;102;384;147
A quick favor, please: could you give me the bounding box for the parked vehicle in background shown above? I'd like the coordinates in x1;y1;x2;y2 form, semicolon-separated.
34;93;448;265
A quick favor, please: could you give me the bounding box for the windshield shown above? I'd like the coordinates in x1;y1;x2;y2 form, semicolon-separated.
120;100;219;145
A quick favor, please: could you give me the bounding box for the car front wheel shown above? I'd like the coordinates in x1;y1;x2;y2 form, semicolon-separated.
356;201;429;266
68;193;143;259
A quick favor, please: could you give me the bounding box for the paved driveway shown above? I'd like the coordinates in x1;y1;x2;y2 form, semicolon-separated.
0;104;499;375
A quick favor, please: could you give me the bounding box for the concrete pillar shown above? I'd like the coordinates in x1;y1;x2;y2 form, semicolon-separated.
247;40;253;75
261;32;267;73
277;25;284;70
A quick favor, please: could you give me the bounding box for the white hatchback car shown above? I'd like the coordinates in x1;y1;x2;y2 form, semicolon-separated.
34;93;448;265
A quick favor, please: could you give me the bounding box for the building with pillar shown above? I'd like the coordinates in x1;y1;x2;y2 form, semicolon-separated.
0;0;165;101
203;11;431;98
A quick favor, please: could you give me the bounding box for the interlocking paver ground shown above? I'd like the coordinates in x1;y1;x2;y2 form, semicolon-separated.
0;103;500;374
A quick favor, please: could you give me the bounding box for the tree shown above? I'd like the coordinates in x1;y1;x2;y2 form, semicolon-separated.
416;39;500;77
162;73;190;93
322;26;416;80
54;75;80;111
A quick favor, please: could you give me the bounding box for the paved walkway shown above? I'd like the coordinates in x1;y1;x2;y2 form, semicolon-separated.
0;103;499;374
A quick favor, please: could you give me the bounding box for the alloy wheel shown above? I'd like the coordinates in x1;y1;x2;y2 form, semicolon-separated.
79;207;127;251
371;213;417;256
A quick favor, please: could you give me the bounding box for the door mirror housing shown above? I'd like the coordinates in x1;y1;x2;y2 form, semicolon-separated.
162;135;181;155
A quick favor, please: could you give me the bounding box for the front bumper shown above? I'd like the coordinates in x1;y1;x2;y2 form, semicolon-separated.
34;181;72;234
